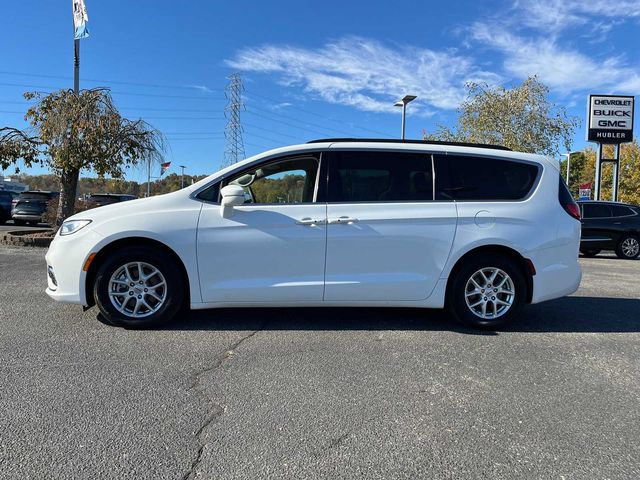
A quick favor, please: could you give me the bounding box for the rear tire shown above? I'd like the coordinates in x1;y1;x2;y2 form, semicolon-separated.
580;249;601;258
93;247;185;328
615;235;640;260
447;254;527;329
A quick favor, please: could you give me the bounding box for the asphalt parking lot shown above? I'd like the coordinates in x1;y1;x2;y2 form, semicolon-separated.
1;246;639;479
0;221;49;233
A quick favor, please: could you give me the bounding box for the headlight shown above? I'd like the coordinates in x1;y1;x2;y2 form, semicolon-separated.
59;219;92;236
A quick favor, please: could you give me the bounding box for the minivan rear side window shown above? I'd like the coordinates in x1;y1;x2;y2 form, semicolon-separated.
434;154;539;201
327;151;433;202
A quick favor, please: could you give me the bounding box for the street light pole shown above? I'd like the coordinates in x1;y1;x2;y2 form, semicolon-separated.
394;95;417;140
563;151;580;188
179;165;187;189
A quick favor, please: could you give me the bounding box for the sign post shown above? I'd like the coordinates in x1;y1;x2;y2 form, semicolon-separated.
587;94;634;201
72;0;90;95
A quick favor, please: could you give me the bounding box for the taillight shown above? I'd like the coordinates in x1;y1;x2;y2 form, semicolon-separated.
563;202;581;220
558;177;581;220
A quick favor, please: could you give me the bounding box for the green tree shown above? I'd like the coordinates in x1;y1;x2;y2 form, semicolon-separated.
560;141;640;203
425;77;579;157
0;88;165;226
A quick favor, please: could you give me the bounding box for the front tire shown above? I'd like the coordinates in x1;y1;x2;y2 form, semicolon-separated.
580;249;601;258
93;247;185;328
615;235;640;260
448;254;526;329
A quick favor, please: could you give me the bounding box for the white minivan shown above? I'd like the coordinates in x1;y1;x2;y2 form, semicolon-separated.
45;139;582;329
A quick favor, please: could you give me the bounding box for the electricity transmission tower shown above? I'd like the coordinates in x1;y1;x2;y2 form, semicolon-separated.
222;73;245;168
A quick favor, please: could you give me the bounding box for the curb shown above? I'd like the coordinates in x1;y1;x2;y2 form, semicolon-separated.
0;230;54;248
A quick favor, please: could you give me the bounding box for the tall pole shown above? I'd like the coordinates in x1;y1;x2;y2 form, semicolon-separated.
565;152;571;185
73;39;80;94
394;95;416;140
612;144;620;202
147;158;151;197
594;144;602;201
223;74;245;169
179;165;186;189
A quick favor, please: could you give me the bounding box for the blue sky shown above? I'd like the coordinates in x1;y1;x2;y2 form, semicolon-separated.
1;0;639;183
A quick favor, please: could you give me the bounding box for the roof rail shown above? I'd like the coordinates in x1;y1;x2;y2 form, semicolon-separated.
306;138;512;151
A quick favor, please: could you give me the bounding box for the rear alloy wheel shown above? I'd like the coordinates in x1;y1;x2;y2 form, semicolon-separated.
93;247;184;328
580;249;601;258
448;254;526;329
616;235;640;260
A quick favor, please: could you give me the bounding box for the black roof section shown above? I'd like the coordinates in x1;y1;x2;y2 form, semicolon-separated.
307;138;512;151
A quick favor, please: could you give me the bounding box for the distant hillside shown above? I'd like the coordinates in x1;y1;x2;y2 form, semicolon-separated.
10;173;209;197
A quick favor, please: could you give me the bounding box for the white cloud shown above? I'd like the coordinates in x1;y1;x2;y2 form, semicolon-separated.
227;37;500;114
190;84;214;93
469;22;640;94
514;0;640;33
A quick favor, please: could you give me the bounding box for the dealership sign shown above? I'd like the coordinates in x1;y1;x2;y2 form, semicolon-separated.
587;94;634;143
579;183;592;200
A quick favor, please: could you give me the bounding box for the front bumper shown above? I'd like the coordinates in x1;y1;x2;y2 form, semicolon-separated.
45;229;104;305
12;213;43;221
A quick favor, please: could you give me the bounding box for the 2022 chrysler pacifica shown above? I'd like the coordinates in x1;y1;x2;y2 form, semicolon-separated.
45;140;582;329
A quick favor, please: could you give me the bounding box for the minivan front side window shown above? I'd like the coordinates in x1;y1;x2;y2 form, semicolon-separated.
227;156;319;204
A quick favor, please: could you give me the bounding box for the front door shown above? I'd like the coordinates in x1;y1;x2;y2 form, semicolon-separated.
197;154;327;303
323;150;457;302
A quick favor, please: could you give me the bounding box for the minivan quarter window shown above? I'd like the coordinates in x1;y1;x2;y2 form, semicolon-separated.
434;154;540;201
327;150;433;202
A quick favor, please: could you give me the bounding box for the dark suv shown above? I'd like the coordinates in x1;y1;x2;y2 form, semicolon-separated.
578;201;640;259
12;191;59;226
0;190;17;224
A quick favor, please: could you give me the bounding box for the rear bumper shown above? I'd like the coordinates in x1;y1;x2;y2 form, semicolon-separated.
529;242;582;304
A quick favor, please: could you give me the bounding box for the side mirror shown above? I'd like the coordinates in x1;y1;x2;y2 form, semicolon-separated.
220;185;245;217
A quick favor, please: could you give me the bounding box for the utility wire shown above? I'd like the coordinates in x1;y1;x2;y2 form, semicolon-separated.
0;70;223;91
245;88;391;137
245;108;347;137
0;82;222;101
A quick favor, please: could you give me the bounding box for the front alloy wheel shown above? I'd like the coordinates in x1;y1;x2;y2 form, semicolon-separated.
94;247;184;328
108;262;167;318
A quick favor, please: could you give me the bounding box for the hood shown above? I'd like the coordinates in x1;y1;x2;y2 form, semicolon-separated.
64;190;186;224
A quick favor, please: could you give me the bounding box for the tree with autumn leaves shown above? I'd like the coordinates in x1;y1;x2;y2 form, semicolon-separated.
0;88;165;226
560;141;640;204
424;76;579;158
427;76;640;204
